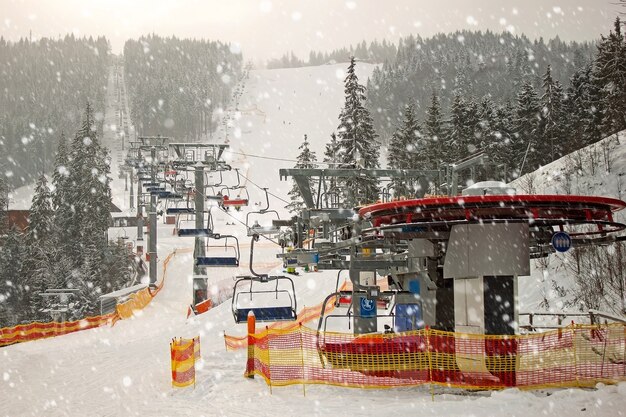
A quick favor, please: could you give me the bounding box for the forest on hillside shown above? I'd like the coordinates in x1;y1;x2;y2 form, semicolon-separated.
366;30;596;135
369;23;626;178
124;35;243;141
0;35;110;187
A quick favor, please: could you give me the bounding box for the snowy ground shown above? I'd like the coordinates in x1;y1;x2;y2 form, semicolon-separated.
3;64;626;416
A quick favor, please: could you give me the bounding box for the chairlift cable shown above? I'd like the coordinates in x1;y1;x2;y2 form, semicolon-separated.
237;171;290;205
227;149;343;166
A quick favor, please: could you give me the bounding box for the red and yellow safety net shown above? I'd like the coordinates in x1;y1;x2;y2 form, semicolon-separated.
0;249;181;347
170;336;200;388
0;314;116;347
242;323;626;391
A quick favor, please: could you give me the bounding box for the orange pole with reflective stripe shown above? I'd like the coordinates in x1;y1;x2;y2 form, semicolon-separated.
246;312;256;378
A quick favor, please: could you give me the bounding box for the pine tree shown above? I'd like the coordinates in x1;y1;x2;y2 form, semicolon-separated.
52;134;72;244
58;103;116;320
28;175;54;244
323;133;341;207
286;134;317;213
540;65;566;163
447;93;471;162
101;241;134;293
71;243;102;320
25;174;55;317
0;226;26;326
66;103;112;261
324;132;340;165
475;96;497;151
594;17;626;134
514;81;541;174
423;92;447;169
583;64;605;145
489;102;516;181
388;103;421;197
335;57;380;206
565;65;594;153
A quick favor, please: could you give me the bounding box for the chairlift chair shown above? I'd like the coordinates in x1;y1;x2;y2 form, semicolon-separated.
175;209;212;237
165;197;193;215
231;234;297;323
245;187;280;236
195;233;240;267
221;188;250;210
220;169;250;209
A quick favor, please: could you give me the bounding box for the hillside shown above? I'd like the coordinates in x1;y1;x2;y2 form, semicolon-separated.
513;130;626;317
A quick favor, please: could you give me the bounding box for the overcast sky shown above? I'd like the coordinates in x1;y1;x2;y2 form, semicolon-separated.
1;0;622;64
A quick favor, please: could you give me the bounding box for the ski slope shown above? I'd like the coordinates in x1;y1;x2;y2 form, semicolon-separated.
214;62;377;216
3;64;626;416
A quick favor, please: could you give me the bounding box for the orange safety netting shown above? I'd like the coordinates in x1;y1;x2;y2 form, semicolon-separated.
0;248;182;347
0;314;117;347
242;324;626;390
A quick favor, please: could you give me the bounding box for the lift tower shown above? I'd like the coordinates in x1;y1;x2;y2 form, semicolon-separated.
168;142;231;306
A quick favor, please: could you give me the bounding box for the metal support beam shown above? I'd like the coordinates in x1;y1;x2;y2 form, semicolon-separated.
136;176;144;241
129;169;134;210
317;259;408;270
294;175;315;209
148;147;158;288
193;163;206;277
280;168;441;180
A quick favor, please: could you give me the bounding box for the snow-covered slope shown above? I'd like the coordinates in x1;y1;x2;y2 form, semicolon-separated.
512;130;626;316
215;63;376;216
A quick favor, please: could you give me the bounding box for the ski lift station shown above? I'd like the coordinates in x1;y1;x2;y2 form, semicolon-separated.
111;137;626;390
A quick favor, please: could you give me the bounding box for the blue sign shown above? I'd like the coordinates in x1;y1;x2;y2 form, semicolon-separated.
551;231;572;253
360;296;377;318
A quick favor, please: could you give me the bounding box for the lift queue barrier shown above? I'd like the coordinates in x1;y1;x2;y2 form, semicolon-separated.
239;323;626;391
0;248;182;347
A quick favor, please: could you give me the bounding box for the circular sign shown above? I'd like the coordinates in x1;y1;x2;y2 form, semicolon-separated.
551;231;572;253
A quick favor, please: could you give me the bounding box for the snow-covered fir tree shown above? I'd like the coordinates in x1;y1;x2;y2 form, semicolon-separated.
0;227;25;326
447;94;471;162
423;92;447;169
324;132;340;165
387;103;421;198
286;134;317;213
593;17;626;134
540;65;566;163
488;102;516;181
565;64;601;153
334;57;380;206
65;103;112;263
27;175;54;244
514;81;541;174
25;174;55;318
323;133;341;207
475;96;497;152
52;134;72;233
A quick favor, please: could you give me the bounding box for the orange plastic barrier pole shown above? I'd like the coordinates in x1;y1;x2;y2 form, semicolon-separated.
246;312;256;378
